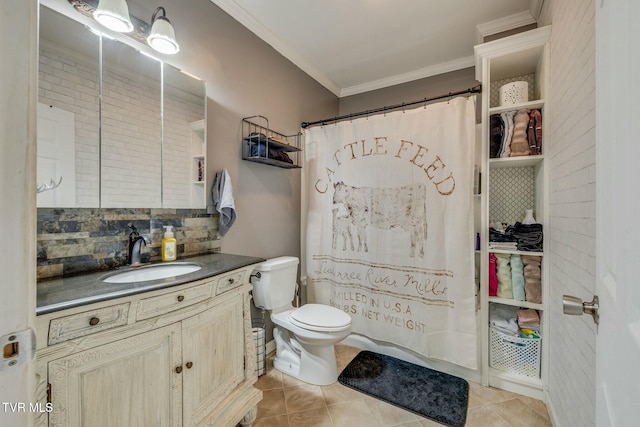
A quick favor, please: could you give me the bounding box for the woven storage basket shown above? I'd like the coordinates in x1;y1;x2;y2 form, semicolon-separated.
489;327;541;378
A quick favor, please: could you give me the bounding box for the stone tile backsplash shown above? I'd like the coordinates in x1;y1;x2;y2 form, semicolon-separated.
37;208;220;280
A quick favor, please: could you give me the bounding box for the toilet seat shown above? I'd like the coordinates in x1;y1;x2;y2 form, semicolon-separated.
289;304;351;332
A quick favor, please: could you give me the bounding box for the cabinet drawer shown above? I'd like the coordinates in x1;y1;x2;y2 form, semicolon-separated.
48;303;130;345
136;283;212;320
216;270;245;295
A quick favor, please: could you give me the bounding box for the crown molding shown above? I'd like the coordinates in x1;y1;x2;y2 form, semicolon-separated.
340;56;475;98
529;0;545;20
475;10;537;44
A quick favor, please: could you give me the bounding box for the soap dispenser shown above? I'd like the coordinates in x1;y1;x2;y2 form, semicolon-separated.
161;226;177;262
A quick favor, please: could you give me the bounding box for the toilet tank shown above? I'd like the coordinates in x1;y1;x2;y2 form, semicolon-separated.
251;256;299;310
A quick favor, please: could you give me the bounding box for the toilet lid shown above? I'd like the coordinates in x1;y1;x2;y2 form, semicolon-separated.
289;304;351;332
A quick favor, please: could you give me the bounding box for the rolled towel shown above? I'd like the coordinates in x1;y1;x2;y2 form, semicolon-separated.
489;253;498;297
509;109;531;156
490;114;504;158
499;111;516;158
510;254;526;301
495;253;513;299
521;255;542;303
527;109;543;155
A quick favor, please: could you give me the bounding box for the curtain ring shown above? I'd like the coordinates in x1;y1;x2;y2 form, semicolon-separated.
402;102;406;113
383;107;387;117
448;92;452;104
423;98;427;109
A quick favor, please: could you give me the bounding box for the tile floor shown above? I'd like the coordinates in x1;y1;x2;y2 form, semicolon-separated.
250;344;552;427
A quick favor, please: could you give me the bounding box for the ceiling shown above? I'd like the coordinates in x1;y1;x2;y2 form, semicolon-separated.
210;0;543;97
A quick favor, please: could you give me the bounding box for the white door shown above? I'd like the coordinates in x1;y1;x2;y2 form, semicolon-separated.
595;0;640;425
0;1;37;426
37;103;76;207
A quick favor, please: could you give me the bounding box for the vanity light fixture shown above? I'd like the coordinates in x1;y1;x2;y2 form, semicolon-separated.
93;0;134;33
147;7;180;55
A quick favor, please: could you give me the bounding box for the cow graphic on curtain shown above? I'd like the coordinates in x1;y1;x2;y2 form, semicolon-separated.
332;182;427;258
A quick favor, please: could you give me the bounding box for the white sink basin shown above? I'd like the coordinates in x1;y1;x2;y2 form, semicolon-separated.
103;263;202;284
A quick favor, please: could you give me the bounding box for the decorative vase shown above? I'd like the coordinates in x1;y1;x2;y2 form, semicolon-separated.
522;209;536;224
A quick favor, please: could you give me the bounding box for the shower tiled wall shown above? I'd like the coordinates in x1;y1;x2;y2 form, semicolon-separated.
37;208;220;280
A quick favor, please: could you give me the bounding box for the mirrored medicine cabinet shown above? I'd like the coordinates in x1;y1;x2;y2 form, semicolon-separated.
37;5;206;209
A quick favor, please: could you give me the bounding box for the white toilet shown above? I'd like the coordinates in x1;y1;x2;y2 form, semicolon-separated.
251;256;352;385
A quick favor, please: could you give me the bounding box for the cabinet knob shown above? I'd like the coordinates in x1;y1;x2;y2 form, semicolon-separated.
177;295;185;302
89;317;100;326
175;365;183;374
186;361;193;369
228;278;234;284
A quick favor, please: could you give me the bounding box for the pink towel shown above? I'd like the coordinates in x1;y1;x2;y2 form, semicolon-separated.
489;253;498;297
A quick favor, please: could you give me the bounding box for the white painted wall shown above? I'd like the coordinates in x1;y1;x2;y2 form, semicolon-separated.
538;1;597;426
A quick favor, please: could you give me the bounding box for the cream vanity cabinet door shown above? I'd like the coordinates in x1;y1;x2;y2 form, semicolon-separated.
48;324;183;427
181;293;245;426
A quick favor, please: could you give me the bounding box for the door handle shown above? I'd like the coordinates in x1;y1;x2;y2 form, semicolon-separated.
563;295;599;325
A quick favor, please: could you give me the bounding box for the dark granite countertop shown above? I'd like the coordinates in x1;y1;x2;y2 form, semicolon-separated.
37;253;265;315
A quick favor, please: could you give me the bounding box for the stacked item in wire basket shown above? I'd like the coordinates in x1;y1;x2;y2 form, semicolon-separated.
242;115;302;169
489;304;542;378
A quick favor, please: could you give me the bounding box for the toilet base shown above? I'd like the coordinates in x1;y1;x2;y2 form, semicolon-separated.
273;327;340;386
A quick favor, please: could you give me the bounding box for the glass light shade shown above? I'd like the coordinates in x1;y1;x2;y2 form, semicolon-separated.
93;0;134;33
147;17;180;55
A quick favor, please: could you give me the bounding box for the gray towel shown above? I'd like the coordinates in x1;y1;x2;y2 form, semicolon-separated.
212;169;236;236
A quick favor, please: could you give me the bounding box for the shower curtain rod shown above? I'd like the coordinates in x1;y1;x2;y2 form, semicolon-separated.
301;84;482;129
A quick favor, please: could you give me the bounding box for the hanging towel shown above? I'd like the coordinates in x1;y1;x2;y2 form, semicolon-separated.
212;169;236;236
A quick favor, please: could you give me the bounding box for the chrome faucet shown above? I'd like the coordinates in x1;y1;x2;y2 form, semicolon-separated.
127;223;150;265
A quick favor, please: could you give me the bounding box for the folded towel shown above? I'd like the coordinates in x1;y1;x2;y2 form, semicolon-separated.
512;222;543;252
517;309;541;330
212;169;236;236
489;304;519;335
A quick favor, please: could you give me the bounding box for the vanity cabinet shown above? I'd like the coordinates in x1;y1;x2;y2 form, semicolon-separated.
34;265;262;427
48;324;182;426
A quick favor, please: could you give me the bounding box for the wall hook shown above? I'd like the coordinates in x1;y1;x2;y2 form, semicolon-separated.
37;176;63;193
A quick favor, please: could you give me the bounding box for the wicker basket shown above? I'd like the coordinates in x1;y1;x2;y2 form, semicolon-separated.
489;327;541;378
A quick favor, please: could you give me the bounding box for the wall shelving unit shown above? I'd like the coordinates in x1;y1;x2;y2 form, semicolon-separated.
190;119;206;208
475;25;551;400
241;116;301;169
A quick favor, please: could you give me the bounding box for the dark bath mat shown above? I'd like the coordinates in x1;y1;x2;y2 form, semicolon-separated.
338;351;469;427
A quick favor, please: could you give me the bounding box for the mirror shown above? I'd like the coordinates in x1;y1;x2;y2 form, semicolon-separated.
38;6;100;207
101;37;162;208
37;5;206;209
163;64;206;208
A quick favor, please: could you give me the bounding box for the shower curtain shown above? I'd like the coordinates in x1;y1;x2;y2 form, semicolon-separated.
303;96;477;369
